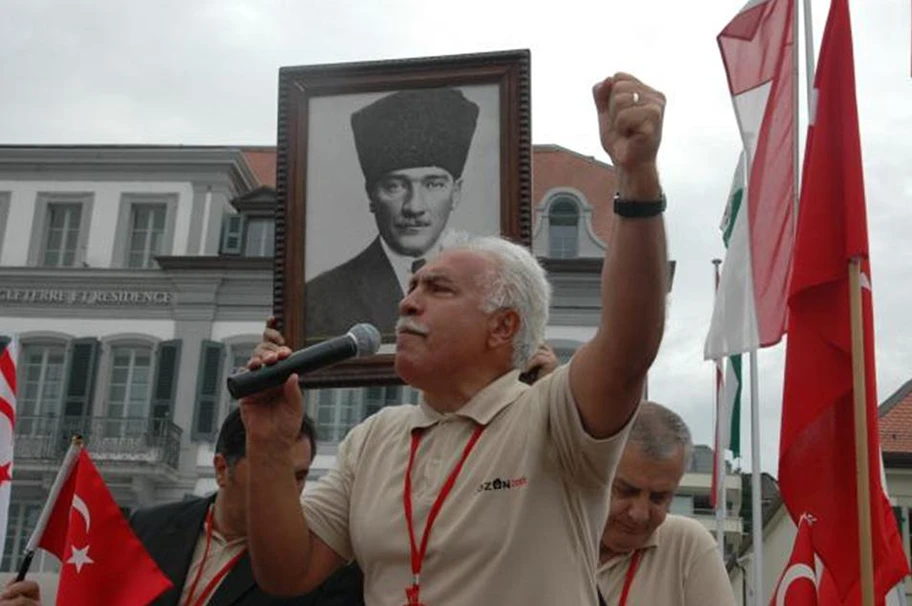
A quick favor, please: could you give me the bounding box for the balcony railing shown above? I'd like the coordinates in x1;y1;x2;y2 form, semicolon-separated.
14;415;182;470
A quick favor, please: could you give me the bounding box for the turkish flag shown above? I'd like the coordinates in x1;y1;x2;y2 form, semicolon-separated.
771;520;891;606
36;449;171;606
779;0;909;603
769;516;818;606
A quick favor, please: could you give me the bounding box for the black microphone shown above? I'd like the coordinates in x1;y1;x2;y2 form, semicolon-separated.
226;323;381;399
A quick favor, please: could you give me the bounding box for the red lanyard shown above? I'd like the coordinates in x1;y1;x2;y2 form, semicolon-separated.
182;507;247;606
403;424;485;606
618;550;643;606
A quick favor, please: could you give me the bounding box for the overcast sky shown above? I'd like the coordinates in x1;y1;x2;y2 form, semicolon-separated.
1;0;909;476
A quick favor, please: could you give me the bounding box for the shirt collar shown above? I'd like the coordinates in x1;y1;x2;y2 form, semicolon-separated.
409;369;527;430
601;522;663;571
207;503;247;548
379;234;447;296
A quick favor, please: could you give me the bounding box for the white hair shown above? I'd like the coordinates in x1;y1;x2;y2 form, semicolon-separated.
442;235;551;369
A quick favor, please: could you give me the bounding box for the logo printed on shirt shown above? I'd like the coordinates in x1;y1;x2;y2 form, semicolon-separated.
475;476;528;494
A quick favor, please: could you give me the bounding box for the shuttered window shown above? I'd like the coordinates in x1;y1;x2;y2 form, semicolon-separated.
220;214;245;255
193;341;224;441
63;338;99;419
150;340;181;435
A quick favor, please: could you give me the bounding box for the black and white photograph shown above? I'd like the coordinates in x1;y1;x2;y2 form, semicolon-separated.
303;84;500;343
274;50;532;384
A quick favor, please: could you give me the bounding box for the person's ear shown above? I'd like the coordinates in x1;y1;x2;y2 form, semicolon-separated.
213;453;230;488
487;308;520;350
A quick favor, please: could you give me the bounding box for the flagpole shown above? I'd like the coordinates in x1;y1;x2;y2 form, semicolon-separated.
16;435;83;581
803;0;816;113
712;259;726;559
792;0;801;227
849;258;876;606
733;121;764;606
749;351;763;606
798;0;816;226
735;121;764;606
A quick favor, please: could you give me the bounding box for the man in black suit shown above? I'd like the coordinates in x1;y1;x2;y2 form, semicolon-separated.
129;409;363;606
305;87;479;343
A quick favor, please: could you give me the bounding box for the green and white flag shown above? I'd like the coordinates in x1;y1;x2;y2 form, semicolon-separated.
718;154;745;460
712;158;746;508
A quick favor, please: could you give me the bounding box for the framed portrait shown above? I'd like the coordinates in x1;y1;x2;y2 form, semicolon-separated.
274;49;532;387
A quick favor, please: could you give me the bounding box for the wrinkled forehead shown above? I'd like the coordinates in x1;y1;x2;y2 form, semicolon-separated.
615;445;686;490
422;248;496;279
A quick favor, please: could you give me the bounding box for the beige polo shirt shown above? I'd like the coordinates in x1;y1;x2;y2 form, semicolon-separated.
303;362;633;606
596;514;736;605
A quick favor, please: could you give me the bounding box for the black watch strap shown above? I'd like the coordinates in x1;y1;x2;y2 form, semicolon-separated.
613;192;666;218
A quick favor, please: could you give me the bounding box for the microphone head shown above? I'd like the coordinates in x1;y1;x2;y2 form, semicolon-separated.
348;323;382;358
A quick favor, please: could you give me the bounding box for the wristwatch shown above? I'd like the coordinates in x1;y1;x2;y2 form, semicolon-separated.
613;191;666;218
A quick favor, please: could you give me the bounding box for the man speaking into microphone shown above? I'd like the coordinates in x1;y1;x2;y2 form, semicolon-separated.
240;72;670;606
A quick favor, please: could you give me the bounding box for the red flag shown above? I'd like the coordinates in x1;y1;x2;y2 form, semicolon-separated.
0;336;18;545
710;356;722;510
769;516;819;606
816;567;844;605
779;0;910;602
36;449;171;606
711;263;722;511
707;0;796;359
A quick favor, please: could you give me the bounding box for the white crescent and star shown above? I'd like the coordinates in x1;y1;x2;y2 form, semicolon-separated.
66;493;94;574
775;563;817;606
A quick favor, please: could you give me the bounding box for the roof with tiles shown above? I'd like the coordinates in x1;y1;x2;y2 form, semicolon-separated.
530;144;616;243
879;377;912;454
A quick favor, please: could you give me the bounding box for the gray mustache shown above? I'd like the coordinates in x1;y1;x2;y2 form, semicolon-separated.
396;318;429;336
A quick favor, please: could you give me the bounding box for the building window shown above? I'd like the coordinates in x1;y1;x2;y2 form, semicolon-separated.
18;344;67;435
693;494;713;515
308;385;418;444
14;338;100;442
670;495;694;516
2;502;46;572
245;218;275;257
28;193;93;268
42;203;83;267
548;198;580;259
105;345;152;436
220;214;275;257
127;204;166;268
310;388;363;443
112;194;177;269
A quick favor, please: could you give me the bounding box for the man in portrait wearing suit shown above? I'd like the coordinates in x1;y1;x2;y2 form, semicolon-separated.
128;409;363;606
305;87;480;343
